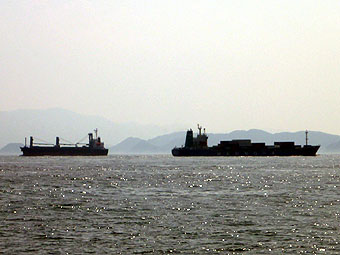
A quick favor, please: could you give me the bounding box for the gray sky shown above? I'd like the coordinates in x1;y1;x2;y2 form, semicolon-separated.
2;0;340;134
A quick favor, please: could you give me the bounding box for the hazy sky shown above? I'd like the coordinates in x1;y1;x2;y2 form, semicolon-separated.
2;0;340;134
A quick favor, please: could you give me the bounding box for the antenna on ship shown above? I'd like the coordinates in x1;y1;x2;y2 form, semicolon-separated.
305;130;308;146
197;124;202;135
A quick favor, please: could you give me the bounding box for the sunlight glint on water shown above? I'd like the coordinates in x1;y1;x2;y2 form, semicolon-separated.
1;155;340;254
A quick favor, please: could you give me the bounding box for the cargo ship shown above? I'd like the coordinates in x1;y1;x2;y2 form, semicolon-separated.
172;125;320;156
20;129;108;156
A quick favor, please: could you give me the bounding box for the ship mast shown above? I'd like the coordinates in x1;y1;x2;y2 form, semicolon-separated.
197;124;202;136
94;128;98;139
305;130;308;146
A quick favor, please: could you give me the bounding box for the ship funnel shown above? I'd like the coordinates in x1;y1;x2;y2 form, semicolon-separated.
185;129;194;148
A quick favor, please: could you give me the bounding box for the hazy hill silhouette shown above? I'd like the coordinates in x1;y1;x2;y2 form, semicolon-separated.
324;140;340;153
2;108;340;154
110;132;185;154
0;108;168;148
0;143;24;155
110;129;340;154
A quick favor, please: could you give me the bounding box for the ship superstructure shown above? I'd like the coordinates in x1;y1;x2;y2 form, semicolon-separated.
172;125;320;156
20;129;108;156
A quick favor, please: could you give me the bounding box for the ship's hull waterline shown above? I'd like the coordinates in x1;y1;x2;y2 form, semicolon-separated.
21;146;108;156
172;145;320;157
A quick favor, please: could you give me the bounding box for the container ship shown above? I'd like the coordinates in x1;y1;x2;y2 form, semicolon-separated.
21;129;108;156
172;125;320;157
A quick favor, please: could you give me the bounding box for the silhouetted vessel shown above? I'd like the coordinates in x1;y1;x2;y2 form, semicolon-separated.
172;125;320;157
21;129;108;156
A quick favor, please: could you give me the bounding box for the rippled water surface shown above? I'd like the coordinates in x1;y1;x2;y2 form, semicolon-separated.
1;155;340;254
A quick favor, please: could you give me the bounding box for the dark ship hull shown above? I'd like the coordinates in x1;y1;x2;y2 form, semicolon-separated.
172;126;320;157
21;146;108;156
172;145;320;157
20;130;108;156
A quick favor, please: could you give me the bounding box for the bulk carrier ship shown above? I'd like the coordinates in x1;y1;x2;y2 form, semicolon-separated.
21;129;108;156
172;125;320;157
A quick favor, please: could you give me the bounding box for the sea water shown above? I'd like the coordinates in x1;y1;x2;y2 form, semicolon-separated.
0;155;340;254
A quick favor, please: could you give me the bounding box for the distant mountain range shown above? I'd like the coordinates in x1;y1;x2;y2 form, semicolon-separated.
0;108;170;148
0;143;24;155
2;129;340;155
110;129;340;154
110;132;184;154
1;108;340;155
